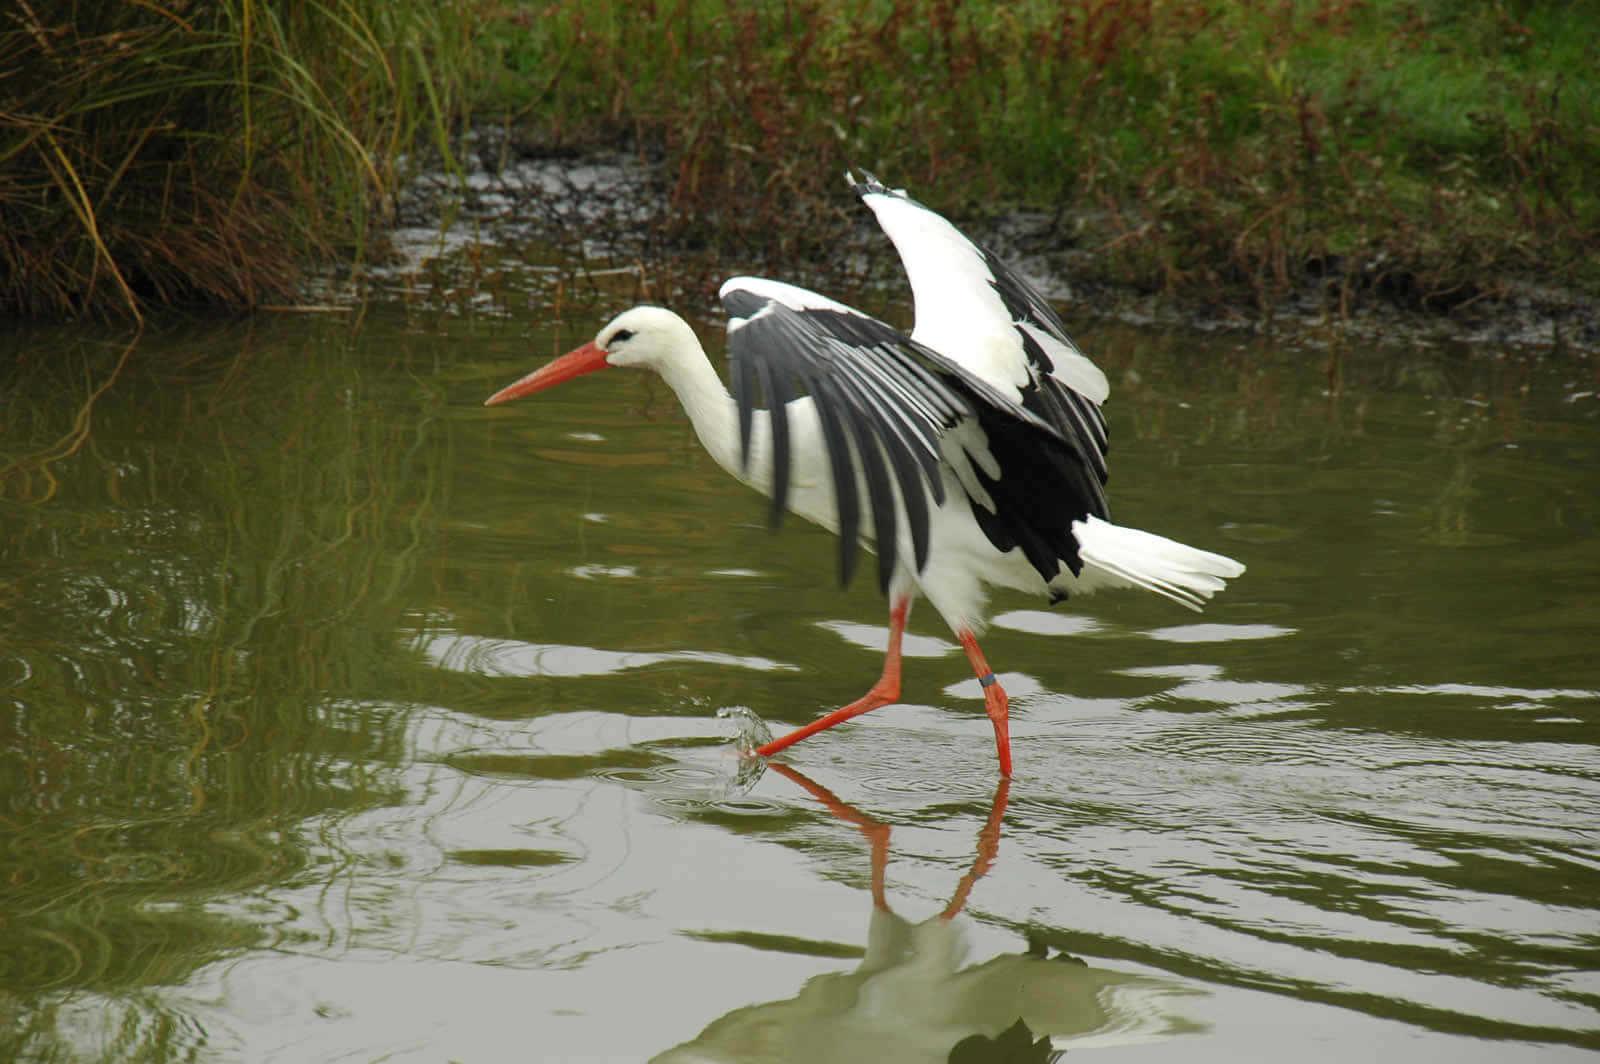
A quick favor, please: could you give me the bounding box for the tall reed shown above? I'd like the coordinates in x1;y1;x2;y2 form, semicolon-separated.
0;0;478;321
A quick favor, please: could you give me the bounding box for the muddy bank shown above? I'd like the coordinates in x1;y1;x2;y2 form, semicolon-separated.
388;129;1600;356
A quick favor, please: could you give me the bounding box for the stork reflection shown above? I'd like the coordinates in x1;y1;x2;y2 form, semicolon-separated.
655;767;1203;1063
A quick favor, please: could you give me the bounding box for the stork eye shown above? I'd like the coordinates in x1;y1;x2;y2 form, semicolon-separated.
608;329;635;345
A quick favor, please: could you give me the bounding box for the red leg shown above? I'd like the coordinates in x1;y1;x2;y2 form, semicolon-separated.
959;631;1012;777
756;596;910;760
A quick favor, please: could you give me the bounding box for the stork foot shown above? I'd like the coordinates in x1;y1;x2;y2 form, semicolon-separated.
983;680;1012;778
960;630;1013;777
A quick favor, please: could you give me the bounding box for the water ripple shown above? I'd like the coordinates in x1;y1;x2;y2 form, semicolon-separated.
421;632;798;678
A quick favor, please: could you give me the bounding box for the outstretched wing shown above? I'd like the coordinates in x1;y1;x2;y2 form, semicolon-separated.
720;276;1109;594
850;170;1110;490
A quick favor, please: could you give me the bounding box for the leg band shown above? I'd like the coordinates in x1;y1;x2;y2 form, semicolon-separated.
979;672;998;688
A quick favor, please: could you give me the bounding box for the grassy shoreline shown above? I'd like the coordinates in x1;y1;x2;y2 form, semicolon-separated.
473;0;1598;326
4;0;1594;333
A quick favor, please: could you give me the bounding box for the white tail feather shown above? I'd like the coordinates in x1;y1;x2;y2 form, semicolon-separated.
1071;516;1245;611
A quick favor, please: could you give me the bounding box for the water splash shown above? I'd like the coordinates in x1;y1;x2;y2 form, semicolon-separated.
717;705;775;752
711;706;774;796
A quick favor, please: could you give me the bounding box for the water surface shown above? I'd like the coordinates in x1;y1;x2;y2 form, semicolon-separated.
2;294;1597;1061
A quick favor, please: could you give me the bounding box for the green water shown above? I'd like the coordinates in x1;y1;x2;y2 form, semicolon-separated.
2;299;1596;1062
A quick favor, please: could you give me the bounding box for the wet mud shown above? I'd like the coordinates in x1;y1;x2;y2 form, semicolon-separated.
389;128;1600;356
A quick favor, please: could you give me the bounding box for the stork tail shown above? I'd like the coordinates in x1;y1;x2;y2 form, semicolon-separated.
1071;515;1245;611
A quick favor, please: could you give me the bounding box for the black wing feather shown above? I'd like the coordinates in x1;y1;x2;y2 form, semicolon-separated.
726;296;959;589
752;353;791;530
731;342;759;471
806;383;862;586
848;171;1111;495
723;285;1108;593
983;249;1112;486
834;383;900;593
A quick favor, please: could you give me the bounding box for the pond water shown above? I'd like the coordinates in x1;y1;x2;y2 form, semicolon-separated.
2;277;1597;1062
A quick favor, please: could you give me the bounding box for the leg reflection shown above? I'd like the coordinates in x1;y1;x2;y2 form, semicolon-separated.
651;769;1202;1062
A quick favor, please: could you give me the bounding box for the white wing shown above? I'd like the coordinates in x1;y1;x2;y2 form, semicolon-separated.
851;171;1109;486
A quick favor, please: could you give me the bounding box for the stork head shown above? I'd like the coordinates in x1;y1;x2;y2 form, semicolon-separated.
484;306;699;406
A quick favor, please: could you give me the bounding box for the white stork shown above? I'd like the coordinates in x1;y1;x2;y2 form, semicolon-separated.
485;171;1244;776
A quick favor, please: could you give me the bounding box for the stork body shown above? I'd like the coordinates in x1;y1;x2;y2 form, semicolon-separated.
486;173;1244;776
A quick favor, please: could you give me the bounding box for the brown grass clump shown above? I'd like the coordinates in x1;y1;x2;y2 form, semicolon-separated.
0;0;474;321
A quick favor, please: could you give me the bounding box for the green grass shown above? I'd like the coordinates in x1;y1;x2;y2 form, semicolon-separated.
0;0;480;320
473;0;1600;311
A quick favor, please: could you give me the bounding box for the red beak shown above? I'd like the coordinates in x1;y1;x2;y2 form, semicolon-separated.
484;341;612;406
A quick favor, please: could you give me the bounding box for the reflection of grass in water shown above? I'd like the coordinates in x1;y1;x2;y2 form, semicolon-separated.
0;318;449;1057
11;992;208;1064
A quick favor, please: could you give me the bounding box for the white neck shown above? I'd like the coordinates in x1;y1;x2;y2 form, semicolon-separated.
654;338;747;482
